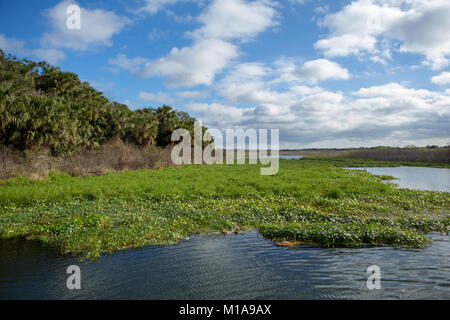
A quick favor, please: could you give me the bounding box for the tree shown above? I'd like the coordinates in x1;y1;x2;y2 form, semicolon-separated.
0;49;206;154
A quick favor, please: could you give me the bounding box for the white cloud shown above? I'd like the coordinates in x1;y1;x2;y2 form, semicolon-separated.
112;0;278;87
273;57;350;85
315;34;377;57
176;90;209;99
31;48;66;64
431;72;450;86
370;55;388;65
0;34;25;54
138;91;177;104
108;54;149;74
89;80;115;93
289;0;307;4
188;0;278;41
186;82;450;148
140;39;239;86
165;9;194;23
353;82;434;99
217;62;287;104
314;5;329;15
216;58;349;104
136;0;192;15
0;34;65;64
41;1;129;51
293;59;350;84
315;0;450;70
185;102;255;127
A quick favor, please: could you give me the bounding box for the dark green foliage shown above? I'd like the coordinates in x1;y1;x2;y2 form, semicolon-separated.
0;50;202;154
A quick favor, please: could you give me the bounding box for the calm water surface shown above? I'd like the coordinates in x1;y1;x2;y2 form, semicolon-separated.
1;232;449;300
243;155;303;160
1;165;449;300
345;166;450;192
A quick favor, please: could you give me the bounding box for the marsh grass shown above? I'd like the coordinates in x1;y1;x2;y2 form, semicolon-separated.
0;140;174;180
302;156;450;168
347;147;450;163
0;159;449;259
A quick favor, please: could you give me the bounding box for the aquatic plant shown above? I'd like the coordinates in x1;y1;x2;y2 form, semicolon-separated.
0;159;448;260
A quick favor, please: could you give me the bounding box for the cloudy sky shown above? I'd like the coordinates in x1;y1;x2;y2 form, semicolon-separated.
1;0;449;148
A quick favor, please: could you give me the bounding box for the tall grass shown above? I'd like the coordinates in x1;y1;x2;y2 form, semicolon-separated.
346;147;449;163
0;138;174;180
280;147;449;164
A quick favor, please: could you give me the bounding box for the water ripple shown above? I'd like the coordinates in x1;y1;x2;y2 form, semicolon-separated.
1;232;449;299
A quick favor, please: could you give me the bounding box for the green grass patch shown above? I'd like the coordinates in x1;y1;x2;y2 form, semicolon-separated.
0;159;449;259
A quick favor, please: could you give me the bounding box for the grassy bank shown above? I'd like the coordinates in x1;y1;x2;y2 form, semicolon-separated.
0;139;174;180
302;156;450;168
0;159;449;259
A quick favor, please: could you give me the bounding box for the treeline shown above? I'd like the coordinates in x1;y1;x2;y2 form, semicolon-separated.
0;49;202;155
280;146;449;164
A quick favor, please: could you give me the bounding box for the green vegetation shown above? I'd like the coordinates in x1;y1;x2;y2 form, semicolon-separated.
345;146;449;164
1;159;448;259
281;146;449;165
0;50;203;155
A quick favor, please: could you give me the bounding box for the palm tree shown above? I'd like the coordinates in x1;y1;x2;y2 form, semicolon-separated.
155;105;178;146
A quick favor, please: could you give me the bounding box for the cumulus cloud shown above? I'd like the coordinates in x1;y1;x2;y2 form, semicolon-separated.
186;82;450;148
431;72;450;86
216;58;349;104
41;1;129;51
217;62;278;104
272;57;350;84
140;39;239;86
354;82;434;98
293;59;350;84
111;0;278;87
315;34;377;57
315;0;450;70
2;0;129;64
186;103;254;126
187;0;278;41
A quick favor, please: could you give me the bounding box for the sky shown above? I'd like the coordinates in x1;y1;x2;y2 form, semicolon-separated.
0;0;449;148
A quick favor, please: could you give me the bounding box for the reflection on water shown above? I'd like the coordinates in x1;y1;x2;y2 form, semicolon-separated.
345;166;450;192
1;231;449;300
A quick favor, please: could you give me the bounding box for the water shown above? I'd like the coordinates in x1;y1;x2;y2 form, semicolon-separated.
241;155;303;160
345;166;450;192
1;165;449;300
1;232;449;300
278;155;303;160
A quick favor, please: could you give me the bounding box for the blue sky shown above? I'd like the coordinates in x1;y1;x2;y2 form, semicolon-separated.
1;0;449;148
